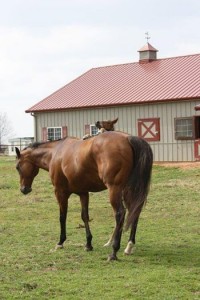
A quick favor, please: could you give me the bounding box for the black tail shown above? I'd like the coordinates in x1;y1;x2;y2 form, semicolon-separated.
124;136;153;230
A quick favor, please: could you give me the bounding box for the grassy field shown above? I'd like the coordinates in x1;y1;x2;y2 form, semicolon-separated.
0;156;199;299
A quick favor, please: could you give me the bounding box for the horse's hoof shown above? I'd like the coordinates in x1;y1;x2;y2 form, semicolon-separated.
55;244;64;250
50;244;64;253
107;254;118;262
85;245;93;251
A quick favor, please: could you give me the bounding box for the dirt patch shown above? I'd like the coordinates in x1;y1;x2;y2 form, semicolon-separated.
154;162;200;169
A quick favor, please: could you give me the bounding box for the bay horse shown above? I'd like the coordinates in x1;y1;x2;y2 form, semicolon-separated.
15;131;153;261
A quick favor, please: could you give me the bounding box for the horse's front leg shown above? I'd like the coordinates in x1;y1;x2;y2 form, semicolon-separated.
55;188;69;249
124;217;139;255
79;193;93;251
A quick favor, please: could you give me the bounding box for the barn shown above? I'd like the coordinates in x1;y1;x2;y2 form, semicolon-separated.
26;42;200;162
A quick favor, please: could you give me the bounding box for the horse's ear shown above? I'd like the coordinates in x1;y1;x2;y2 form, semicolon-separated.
15;147;21;159
112;118;118;124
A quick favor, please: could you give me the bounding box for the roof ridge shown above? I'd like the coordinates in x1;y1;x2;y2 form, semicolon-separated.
88;53;200;70
156;52;200;61
90;61;137;70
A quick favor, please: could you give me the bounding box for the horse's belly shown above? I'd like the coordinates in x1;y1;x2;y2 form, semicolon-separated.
68;176;106;193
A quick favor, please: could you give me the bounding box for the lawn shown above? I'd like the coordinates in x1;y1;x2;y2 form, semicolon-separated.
0;156;199;299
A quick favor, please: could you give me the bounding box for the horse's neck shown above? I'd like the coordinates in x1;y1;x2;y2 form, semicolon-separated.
32;148;53;171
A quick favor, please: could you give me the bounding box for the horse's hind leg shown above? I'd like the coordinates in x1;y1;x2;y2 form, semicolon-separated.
80;193;93;251
108;188;126;261
124;217;139;255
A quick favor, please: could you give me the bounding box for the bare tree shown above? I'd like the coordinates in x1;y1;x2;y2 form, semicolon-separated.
0;112;14;145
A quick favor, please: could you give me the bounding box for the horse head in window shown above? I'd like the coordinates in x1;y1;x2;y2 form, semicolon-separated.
95;117;118;133
83;118;118;140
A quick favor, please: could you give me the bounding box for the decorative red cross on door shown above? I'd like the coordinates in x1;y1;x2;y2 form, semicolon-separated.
138;118;160;141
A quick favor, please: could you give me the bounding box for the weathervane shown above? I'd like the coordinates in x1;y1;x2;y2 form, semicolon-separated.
145;32;150;42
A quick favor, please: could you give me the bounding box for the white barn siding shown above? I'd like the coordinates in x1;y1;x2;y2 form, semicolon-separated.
34;99;200;162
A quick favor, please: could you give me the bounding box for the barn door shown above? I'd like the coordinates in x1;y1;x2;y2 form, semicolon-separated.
194;140;200;160
194;116;200;160
138;118;160;141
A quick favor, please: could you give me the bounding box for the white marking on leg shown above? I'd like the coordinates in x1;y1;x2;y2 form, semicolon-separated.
124;241;134;255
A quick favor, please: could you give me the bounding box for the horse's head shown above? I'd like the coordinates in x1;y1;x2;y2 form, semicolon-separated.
95;118;118;131
15;147;39;195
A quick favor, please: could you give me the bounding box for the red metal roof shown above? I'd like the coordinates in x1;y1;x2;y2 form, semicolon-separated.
26;53;200;113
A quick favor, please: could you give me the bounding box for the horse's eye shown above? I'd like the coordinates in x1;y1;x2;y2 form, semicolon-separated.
16;164;21;173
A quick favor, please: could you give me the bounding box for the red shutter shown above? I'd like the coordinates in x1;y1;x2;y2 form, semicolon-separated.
85;124;90;135
42;127;47;142
138;118;160;141
194;140;200;160
62;126;68;138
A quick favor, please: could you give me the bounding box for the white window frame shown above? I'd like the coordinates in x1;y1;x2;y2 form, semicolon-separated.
47;127;62;141
90;124;98;136
174;117;193;140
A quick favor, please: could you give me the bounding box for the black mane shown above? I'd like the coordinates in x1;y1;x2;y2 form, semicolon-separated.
23;136;80;151
24;138;65;150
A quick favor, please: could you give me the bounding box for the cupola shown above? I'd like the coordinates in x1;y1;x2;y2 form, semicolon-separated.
138;42;158;63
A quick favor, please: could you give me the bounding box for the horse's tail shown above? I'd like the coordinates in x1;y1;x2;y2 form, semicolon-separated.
124;136;153;230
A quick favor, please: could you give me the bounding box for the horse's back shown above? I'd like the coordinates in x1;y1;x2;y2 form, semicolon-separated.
51;133;133;192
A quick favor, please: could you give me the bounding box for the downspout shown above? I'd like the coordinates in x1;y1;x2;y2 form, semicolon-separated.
31;113;38;142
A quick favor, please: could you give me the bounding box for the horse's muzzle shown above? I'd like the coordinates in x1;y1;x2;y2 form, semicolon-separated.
20;186;32;195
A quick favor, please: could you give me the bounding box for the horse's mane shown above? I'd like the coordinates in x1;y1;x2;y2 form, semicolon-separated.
24;136;79;150
23;139;62;150
30;141;53;149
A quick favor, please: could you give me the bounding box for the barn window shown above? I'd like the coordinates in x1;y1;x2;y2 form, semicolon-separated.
90;125;98;136
174;117;193;140
47;127;62;141
84;124;98;137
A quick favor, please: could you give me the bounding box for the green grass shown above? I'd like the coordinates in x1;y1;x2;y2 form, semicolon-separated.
0;157;199;299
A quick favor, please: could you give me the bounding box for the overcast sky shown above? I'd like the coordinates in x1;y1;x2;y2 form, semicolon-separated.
0;0;200;140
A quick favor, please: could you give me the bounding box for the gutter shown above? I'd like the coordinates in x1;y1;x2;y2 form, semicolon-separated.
30;113;38;142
